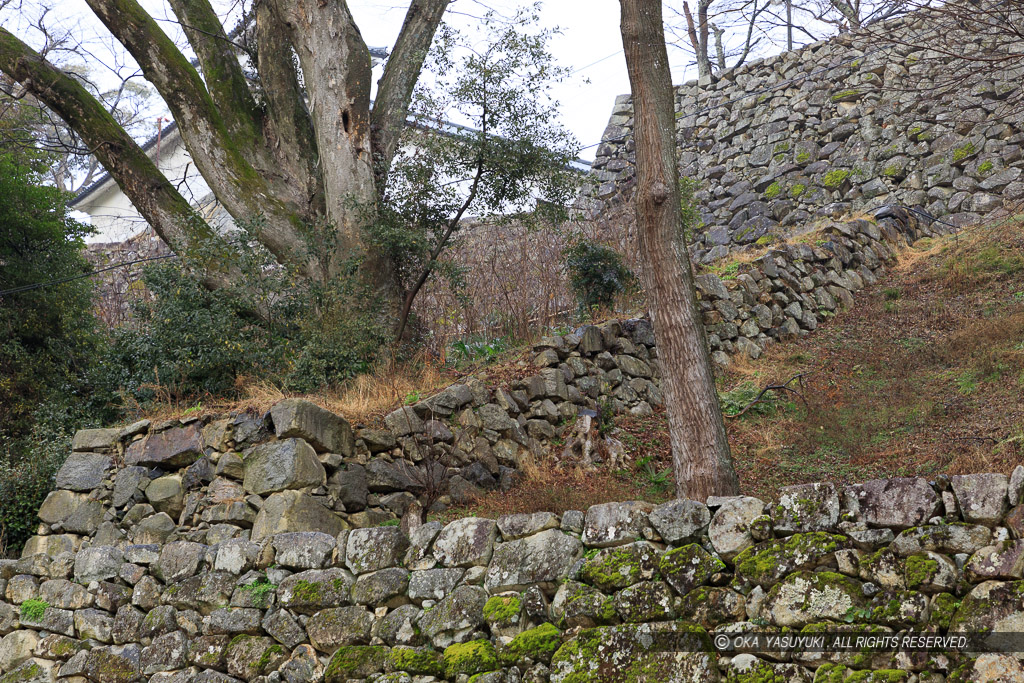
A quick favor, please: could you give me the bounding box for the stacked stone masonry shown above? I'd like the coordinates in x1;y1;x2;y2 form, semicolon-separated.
580;7;1024;265
5;429;1024;683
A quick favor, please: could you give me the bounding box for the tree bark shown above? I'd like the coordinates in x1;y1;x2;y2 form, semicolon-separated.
82;0;322;280
618;0;740;501
0;28;238;291
371;0;451;187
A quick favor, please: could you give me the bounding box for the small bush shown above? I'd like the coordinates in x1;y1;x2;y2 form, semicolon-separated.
563;239;636;313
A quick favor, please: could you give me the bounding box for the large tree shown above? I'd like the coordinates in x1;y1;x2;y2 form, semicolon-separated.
619;0;740;500
0;0;451;306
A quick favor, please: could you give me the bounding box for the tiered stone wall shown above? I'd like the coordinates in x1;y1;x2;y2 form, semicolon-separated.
4;456;1024;682
581;8;1024;265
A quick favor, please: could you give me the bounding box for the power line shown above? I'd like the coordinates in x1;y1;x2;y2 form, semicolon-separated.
0;254;177;299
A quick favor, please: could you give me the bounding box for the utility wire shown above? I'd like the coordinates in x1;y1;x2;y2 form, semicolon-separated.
0;253;177;298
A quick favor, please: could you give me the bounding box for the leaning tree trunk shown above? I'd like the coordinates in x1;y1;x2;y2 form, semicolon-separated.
619;0;740;501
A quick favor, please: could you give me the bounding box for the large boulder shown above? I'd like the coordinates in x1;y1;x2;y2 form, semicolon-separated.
55;453;114;491
549;622;716;683
578;542;660;593
243;438;326;495
418;585;488;648
763;571;865;627
708;496;765;561
432;518;497;568
251;490;347;542
144;474;185;519
37;490;91;525
346;527;409;574
951;473;1009;526
647;499;710;544
581;501;654;548
843;477;939;529
485;529;584;594
124;423;204;469
770;482;840;533
270;398;354;456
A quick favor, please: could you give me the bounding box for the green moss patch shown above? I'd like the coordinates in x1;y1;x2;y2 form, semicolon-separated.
443;639;498;678
483;595;522;624
325;645;388;681
385;646;443;676
19;598;49;621
499;622;562;665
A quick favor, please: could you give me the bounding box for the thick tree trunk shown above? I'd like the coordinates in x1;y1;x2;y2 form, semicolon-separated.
619;0;740;501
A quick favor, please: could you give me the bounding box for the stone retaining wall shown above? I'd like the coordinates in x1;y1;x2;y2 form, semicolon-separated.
580;7;1024;266
4;469;1024;682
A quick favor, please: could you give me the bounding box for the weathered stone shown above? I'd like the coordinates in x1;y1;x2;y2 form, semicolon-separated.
676;586;746;628
579;542;659;592
408;568;464;602
496;512;560;540
272;531;336;569
262;608;306;649
145;474;184;519
132;513;177;545
733;532;854;589
277;567;354;614
55;453;114;491
350;567;409;606
843;477;939;529
951;473;1009;526
418;584;488;648
72;427;121;452
271;398;354;455
581;501;653;548
346;527;409;574
708;496;765;561
124;423;203;469
225;635;287;680
771;482;841;533
384;406;423;437
242;437;325;495
549;622;716;683
647;499;710;544
251;490;346;541
140;630;188;674
485;528;583;594
432;517;497;568
327;463;368;512
307;606;374;652
891;523;991;556
764;571;865;627
37;490;91;525
965;541;1024;582
659;544;725;597
74;546;123;583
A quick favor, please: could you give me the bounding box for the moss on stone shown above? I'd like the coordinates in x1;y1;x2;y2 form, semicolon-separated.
928;592;958;629
385;646;443;676
953;142;976;162
978;160;994;175
292;579;322;603
823;169;852;189
256;644;284;672
830;89;860;102
789;184;807;199
733;532;849;587
764;182;782;199
904;554;939;589
483;595;521;624
443;639;498;678
499;622;562;665
325;645;388;681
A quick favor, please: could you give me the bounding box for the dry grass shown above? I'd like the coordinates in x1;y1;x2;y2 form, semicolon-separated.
129;354;454;428
452;211;1024;513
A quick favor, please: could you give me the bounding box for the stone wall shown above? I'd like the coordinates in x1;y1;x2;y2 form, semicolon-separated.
4;451;1024;682
580;7;1024;265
